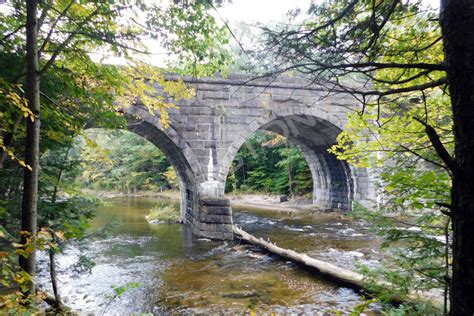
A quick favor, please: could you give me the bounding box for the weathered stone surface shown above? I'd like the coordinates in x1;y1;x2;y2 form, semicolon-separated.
197;223;233;232
199;197;231;206
198;230;233;240
200;206;232;216
120;74;376;240
199;214;233;224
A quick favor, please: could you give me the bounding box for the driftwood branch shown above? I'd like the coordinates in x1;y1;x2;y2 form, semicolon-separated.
233;226;365;290
233;225;443;308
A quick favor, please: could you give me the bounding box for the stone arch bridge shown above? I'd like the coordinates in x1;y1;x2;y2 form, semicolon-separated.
121;74;374;240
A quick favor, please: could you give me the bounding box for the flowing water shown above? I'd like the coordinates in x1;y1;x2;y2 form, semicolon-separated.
37;197;383;315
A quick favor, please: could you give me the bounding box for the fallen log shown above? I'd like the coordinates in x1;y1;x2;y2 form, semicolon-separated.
232;225;365;291
233;225;443;308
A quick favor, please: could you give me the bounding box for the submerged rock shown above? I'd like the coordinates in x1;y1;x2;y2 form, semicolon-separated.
222;290;259;299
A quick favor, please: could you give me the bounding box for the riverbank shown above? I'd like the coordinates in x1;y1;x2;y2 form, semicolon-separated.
84;189;318;213
229;193;315;213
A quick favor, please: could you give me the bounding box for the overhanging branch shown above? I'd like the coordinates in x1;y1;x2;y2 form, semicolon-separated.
413;117;457;174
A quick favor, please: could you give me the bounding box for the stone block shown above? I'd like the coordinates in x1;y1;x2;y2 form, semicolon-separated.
198;230;233;240
201;91;230;100
199;213;233;224
199;197;231;206
181;107;214;115
199;197;230;207
201;205;231;215
196;222;233;233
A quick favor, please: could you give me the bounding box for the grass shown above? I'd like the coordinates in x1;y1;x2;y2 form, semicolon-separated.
146;201;180;224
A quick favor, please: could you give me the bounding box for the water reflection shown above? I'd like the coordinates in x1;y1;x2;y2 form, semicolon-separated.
37;197;381;315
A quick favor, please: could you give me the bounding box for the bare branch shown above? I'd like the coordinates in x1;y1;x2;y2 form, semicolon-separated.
304;0;359;40
40;8;100;74
39;0;75;56
399;145;449;171
413;117;457;174
0;24;26;44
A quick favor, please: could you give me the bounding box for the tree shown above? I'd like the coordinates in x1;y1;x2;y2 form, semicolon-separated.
76;129;174;193
439;1;474;314
226;131;313;196
260;0;473;313
329;92;452;313
0;0;230;302
20;0;40;296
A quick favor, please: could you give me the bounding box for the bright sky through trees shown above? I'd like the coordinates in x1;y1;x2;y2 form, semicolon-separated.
81;0;439;67
218;0;439;24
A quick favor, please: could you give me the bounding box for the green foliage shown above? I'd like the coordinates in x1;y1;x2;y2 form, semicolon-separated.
261;0;444;90
76;129;174;193
332;88;451;314
146;201;180;224
111;282;142;297
101;282;142;315
352;202;448;310
226;131;313;196
0;0;232;173
0;227;73;312
381;302;442;316
164;166;179;190
349;298;378;316
151;4;233;76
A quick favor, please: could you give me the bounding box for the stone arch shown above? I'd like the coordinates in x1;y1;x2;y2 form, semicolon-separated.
89;105;205;224
220;106;367;211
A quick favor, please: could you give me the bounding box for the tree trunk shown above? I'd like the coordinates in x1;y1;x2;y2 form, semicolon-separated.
440;1;474;314
233;226;442;307
233;226;366;290
20;0;40;295
51;144;72;203
286;142;294;196
49;247;62;309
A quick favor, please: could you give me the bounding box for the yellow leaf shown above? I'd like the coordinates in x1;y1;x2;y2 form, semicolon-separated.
54;231;66;240
12;242;23;248
37;230;52;240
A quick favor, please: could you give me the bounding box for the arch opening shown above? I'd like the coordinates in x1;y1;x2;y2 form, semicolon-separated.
222;114;357;211
224;130;314;199
80;118;200;223
126;119;199;222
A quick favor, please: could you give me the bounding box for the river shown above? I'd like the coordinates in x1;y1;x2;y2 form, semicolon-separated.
37;196;383;315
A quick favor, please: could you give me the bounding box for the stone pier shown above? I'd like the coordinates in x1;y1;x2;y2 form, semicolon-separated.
195;198;233;240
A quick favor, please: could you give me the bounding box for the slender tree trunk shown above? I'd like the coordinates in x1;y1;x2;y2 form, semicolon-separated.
286;142;294;196
49;251;61;304
46;145;72;309
20;0;40;295
51;144;72;203
440;1;474;314
49;235;63;309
